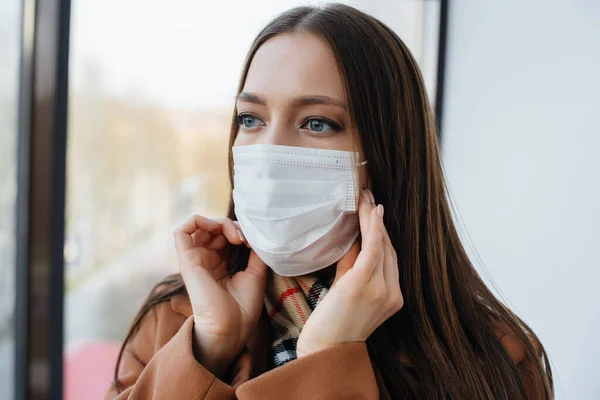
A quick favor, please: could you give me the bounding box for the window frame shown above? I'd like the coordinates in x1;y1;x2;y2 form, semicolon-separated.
14;0;71;398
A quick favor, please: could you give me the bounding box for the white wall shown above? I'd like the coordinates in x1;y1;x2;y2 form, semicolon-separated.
441;1;600;399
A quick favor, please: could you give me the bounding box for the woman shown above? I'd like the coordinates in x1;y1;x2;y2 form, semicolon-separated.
107;4;553;399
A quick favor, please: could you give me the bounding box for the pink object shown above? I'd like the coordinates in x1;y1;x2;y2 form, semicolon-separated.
64;341;122;400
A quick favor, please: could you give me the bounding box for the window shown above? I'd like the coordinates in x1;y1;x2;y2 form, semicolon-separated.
0;0;21;398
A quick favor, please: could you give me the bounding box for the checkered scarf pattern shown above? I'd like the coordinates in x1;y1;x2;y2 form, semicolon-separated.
264;269;333;368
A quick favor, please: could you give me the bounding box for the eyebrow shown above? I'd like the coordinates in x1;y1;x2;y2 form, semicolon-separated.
236;92;266;106
236;92;347;109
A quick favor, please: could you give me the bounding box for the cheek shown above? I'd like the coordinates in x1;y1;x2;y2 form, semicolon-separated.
301;131;354;151
233;132;255;146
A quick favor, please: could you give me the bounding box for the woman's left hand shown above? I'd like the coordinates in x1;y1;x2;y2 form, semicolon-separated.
296;189;404;358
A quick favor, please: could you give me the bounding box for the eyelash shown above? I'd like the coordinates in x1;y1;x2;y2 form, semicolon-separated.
303;117;343;132
236;113;343;133
236;113;264;129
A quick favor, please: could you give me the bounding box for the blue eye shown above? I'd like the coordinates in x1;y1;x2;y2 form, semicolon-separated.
242;115;257;127
301;118;342;133
237;114;264;129
309;119;325;131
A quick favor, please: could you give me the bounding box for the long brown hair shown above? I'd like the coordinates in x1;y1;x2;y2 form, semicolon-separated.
115;4;553;398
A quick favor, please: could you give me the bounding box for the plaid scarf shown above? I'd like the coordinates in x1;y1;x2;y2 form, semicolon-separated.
264;269;334;368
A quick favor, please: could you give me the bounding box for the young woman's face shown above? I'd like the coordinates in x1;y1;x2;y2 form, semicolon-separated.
233;33;355;152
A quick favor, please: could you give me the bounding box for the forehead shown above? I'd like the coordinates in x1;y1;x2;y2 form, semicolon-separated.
242;33;346;100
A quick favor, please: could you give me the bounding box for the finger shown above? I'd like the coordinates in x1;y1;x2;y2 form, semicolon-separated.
184;215;222;235
233;221;251;248
174;215;222;253
211;217;245;247
382;240;403;316
179;245;229;281
332;240;360;287
370;204;387;283
192;230;212;247
205;234;228;251
353;206;385;282
384;243;400;303
381;237;393;283
382;226;399;286
245;250;268;284
180;254;229;309
358;189;375;243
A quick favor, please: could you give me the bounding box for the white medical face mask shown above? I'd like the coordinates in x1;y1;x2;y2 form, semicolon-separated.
232;144;365;277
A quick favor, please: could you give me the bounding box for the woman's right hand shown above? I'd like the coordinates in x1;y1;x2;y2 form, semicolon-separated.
173;214;268;379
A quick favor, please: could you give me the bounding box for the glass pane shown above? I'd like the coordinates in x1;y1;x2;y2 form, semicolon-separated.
64;1;439;398
0;0;21;398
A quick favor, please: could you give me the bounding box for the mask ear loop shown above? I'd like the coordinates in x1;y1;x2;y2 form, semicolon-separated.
356;160;368;189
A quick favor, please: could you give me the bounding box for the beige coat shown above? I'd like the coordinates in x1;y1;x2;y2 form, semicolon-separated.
105;293;540;399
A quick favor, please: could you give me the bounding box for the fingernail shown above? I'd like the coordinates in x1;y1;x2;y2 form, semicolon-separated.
377;204;384;217
237;229;246;242
367;188;375;204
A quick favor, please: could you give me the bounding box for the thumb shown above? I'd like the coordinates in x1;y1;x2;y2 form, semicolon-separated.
245;249;268;285
332;240;360;288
